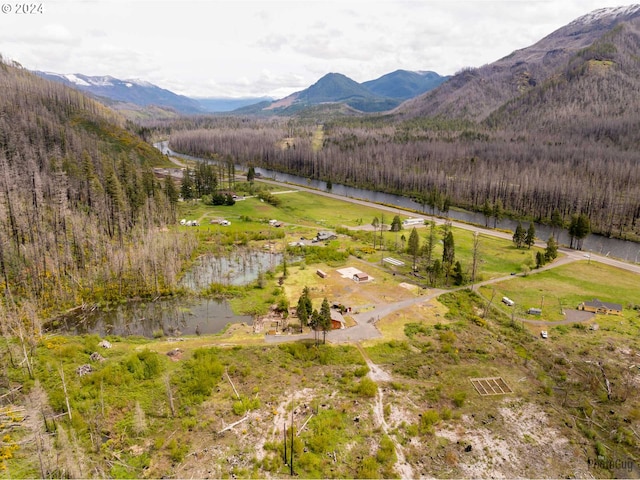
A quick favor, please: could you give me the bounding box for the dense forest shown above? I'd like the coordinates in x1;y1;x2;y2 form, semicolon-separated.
0;58;196;324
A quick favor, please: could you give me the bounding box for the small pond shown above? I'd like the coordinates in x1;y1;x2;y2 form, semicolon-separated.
180;249;284;290
44;297;253;338
45;249;284;338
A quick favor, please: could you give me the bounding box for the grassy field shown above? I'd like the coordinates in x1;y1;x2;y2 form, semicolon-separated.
195;190;548;287
479;261;640;322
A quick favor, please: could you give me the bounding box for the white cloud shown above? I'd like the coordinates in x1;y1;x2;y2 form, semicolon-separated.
0;0;633;97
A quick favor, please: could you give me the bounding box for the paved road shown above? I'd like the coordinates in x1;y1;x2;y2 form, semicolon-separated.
250;176;640;343
255;178;640;273
161;148;639;341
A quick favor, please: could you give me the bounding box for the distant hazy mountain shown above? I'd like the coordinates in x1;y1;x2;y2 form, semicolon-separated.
35;69;448;116
397;4;640;121
362;70;449;100
194;96;274;112
34;71;204;114
241;70;448;115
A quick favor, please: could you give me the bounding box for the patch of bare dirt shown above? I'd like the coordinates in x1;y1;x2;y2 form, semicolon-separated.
436;398;592;478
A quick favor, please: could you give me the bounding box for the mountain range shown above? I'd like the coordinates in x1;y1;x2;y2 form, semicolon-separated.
34;69;450;115
27;4;640;127
242;70;449;114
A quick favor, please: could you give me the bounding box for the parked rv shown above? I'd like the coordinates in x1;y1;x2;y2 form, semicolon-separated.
502;297;515;306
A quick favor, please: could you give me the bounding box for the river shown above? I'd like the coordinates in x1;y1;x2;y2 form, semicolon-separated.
157;141;640;264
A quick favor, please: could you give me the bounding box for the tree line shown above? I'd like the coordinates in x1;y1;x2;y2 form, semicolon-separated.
165;115;639;243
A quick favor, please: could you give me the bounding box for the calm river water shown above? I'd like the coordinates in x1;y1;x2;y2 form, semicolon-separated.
157;141;640;264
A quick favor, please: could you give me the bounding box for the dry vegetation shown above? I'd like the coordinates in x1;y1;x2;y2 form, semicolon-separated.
2;255;638;478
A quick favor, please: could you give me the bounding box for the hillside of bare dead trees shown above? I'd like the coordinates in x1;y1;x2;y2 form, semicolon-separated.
0;57;196;323
396;7;640;121
167;108;639;242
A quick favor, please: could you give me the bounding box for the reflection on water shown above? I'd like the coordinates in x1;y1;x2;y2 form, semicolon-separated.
44;297;253;338
45;249;285;338
180;250;284;290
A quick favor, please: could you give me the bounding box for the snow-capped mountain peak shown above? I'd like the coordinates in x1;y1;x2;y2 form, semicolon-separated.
124;78;155;88
62;74;91;86
569;4;640;27
33;70;204;113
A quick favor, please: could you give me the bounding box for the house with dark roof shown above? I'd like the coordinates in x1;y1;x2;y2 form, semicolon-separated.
316;231;337;242
578;299;623;315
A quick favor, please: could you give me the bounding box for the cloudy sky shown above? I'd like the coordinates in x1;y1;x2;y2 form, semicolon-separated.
0;0;633;98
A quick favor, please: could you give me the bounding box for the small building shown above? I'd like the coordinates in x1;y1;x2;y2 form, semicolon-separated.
578;299;623;315
353;272;369;282
316;269;327;278
330;310;346;330
316;231;337;242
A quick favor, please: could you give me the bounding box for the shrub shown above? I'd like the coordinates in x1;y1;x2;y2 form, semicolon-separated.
438;331;457;345
356;457;379;479
419;409;440;434
176;348;224;405
232;395;261;415
356;377;378;397
452;391;467;408
595;440;607;457
376;434;397;465
168;438;189;463
404;322;430;339
124;350;163;380
306;409;346;454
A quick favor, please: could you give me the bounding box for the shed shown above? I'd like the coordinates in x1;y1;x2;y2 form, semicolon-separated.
578;299;623;315
353;272;369;282
316;269;327;278
330;310;346;330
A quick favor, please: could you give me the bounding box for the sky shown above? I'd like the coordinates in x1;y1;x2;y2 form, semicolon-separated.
0;0;635;98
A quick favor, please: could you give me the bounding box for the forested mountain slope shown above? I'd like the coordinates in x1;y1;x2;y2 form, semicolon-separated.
486;19;640;149
362;70;449;100
397;5;640;121
0;57;193;318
